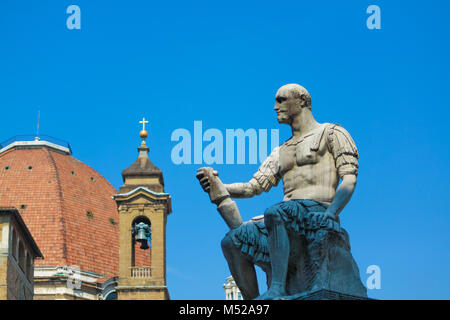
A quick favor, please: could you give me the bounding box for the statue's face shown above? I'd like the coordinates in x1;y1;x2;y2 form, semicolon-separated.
274;88;301;124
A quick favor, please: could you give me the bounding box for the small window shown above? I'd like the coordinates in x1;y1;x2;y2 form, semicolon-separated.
90;177;95;182
105;292;118;300
4;166;10;171
71;171;75;175
11;230;17;260
27;166;33;170
18;241;25;272
26;253;33;281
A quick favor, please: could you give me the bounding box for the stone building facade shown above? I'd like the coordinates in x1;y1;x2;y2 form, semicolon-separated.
0;207;42;300
224;276;243;300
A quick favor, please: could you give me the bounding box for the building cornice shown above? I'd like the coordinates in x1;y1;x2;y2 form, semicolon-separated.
112;186;170;199
0;140;71;156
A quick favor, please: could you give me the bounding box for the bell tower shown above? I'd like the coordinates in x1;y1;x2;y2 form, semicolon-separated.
114;118;172;300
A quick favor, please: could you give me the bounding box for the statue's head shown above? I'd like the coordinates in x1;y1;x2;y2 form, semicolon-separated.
274;84;311;124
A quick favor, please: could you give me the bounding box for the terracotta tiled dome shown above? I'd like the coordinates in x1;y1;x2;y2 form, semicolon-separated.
0;140;119;279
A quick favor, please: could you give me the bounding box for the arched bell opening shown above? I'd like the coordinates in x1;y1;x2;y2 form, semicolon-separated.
131;216;152;268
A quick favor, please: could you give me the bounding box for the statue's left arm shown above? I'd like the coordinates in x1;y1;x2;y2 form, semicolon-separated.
325;125;359;219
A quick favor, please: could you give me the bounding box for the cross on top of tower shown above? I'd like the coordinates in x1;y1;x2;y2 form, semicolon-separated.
139;117;149;144
140;117;149;131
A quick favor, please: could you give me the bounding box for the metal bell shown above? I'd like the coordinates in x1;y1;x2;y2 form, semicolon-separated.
134;222;150;250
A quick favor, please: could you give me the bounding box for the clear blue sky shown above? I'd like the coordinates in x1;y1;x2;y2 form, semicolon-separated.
1;0;449;299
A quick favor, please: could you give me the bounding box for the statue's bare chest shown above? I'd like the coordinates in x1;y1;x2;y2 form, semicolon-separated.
278;125;328;176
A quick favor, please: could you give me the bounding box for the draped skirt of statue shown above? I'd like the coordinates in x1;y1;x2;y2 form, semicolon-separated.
226;199;367;297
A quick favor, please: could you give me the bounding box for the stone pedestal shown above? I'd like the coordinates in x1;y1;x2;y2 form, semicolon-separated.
292;289;372;300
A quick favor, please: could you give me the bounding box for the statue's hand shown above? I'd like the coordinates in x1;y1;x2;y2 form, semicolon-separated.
196;167;230;205
196;167;218;193
314;210;337;226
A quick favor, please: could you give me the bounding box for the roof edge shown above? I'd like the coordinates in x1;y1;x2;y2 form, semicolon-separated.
112;186;170;199
0;207;44;258
0;140;71;156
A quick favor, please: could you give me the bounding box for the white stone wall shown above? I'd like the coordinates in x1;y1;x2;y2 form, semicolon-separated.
223;276;242;300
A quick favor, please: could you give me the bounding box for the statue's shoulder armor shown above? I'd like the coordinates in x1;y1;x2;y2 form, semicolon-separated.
326;124;359;177
326;124;359;157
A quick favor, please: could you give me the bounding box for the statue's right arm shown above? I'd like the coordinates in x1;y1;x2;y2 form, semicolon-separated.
225;179;263;198
225;146;281;199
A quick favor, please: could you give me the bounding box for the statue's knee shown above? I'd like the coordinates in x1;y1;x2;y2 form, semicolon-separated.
264;205;282;226
221;234;235;253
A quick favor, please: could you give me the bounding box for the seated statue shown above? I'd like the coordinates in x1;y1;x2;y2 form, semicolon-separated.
196;84;367;300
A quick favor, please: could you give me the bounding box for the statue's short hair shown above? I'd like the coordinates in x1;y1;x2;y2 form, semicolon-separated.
281;84;312;109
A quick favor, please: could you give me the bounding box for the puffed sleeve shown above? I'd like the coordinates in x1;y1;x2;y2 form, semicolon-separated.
327;124;359;178
252;146;281;193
